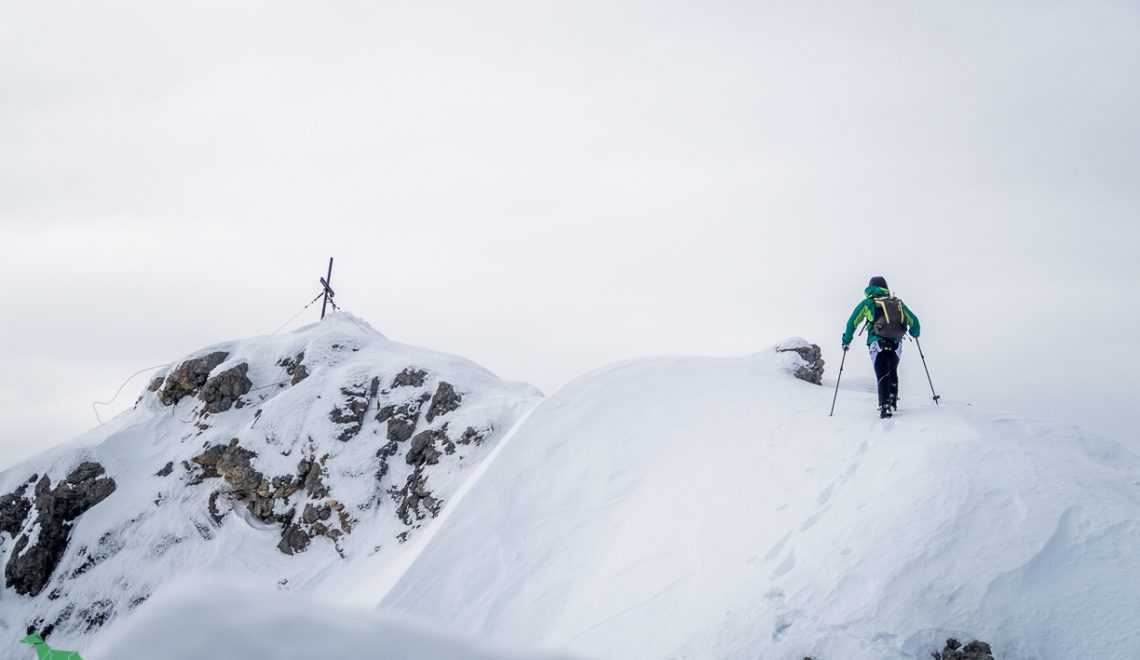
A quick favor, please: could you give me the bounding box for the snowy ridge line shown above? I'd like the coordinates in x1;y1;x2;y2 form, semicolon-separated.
379;342;1140;660
372;402;542;605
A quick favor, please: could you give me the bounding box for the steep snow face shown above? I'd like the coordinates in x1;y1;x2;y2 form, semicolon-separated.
0;313;541;652
381;341;1140;660
87;576;581;660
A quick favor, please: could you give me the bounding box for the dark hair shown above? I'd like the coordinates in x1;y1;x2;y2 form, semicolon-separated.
868;276;889;289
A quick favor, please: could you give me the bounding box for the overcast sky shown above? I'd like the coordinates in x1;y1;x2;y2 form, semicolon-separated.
2;1;1139;470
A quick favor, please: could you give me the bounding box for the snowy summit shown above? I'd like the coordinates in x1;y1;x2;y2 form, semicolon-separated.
0;313;540;653
1;321;1138;660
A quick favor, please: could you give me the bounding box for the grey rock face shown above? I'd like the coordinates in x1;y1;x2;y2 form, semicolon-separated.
406;429;447;467
191;440;346;555
377;393;431;443
390;468;441;525
426;382;462;422
391;368;427;389
157;352;229;405
277;352;309;385
198;363;252;413
777;342;825;385
0;485;32;537
330;378;379;442
933;638;996;660
458;426;489;447
4;463;117;596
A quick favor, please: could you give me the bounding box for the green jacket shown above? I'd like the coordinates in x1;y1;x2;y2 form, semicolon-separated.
842;285;921;346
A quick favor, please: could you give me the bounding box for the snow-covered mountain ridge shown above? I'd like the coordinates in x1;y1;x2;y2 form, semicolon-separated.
381;341;1140;660
4;323;1139;660
0;314;540;655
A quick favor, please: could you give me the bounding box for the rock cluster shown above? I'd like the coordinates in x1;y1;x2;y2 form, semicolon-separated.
777;342;825;385
933;639;996;660
391;368;427;388
190;440;348;556
198;363;252;413
426;382;462;422
0;483;33;537
329;378;380;442
3;463;117;596
277;352;309;385
157;352;229;405
377;394;431;444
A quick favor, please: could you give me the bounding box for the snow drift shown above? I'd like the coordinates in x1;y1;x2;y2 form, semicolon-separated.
86;576;579;660
380;340;1140;660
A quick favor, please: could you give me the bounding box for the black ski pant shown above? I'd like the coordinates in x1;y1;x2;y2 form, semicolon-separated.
873;348;900;409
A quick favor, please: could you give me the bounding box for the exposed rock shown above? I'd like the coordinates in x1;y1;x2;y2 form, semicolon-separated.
198;363;252;414
0;484;32;537
776;341;825;385
302;503;332;524
391;368;427;389
390;468;441;525
192;441;345;554
377;393;431;443
277;523;311;555
330;377;379;442
458;426;490;447
155;462;174;478
933;638;996;660
277;352;309;385
146;376;164;392
4;463;117;596
426;381;462;422
376;441;400;481
407;429;447;467
157;352;229;406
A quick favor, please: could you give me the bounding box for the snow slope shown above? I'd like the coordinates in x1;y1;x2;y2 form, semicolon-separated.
87;575;579;660
0;313;541;655
380;341;1140;660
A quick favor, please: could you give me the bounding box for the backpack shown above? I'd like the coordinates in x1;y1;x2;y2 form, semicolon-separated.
871;297;908;340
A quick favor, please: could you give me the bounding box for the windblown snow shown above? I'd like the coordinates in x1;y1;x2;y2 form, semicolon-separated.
3;323;1139;660
380;342;1140;660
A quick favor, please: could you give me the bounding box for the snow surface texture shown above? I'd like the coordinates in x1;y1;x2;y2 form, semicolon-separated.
382;339;1140;660
0;313;541;655
87;575;579;660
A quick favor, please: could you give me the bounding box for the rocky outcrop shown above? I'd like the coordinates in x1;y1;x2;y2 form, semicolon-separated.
407;429;448;467
330;378;379;442
777;342;825;385
277;353;309;385
933;639;996;660
391;368;427;389
198;363;252;413
377;393;431;443
191;440;347;555
4;463;117;596
157;352;229;405
458;426;490;447
0;483;32;537
390;469;441;526
426;382;462;422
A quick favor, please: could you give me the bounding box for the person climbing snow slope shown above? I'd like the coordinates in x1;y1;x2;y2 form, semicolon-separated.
842;276;921;418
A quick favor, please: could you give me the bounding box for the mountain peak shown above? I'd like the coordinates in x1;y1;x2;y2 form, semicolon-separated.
0;319;540;647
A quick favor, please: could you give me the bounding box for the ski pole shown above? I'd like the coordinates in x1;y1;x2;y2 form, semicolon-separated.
829;346;848;416
915;337;941;405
